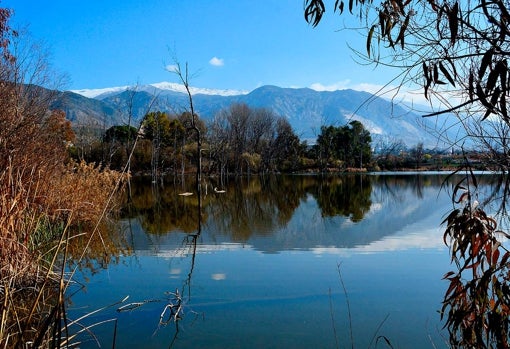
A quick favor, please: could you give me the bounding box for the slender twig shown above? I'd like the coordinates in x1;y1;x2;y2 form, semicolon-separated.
328;287;340;349
368;314;391;348
112;318;118;349
337;262;354;349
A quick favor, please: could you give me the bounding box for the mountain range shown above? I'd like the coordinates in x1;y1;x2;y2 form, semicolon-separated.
50;82;455;148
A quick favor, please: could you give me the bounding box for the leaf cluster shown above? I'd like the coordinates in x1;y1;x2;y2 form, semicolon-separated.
441;172;510;348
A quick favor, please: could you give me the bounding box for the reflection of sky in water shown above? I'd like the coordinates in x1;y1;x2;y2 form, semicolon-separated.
70;243;449;349
68;175;488;348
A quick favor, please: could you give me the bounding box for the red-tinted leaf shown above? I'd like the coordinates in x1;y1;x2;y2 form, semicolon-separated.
485;243;493;263
465;260;480;270
445;277;459;298
396;13;410;49
456;191;469;203
493;248;501;266
472;238;481;256
441;209;460;226
427;0;439;12
379;11;386;36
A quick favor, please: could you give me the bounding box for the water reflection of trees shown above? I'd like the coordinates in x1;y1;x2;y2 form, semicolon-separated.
312;175;372;222
65;221;132;274
71;174;508;260
125;174;490;242
206;176;307;241
121;176;201;234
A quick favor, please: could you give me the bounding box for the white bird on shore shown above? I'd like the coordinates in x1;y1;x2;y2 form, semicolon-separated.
178;192;193;196
214;187;226;193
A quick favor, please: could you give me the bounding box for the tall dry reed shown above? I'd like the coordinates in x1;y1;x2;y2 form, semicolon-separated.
0;154;127;347
0;13;129;346
0;109;127;347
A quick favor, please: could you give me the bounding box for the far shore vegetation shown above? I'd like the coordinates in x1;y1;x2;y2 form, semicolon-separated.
74;106;490;180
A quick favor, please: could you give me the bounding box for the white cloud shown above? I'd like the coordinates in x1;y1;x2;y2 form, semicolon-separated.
211;273;226;280
209;56;224;67
309;80;351;91
309;80;431;106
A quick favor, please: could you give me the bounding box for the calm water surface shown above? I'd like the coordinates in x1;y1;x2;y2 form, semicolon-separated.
68;174;501;348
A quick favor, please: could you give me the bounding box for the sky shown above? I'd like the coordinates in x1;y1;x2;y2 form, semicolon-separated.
3;0;409;97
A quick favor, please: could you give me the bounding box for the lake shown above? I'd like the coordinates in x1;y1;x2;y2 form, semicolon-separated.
67;173;500;348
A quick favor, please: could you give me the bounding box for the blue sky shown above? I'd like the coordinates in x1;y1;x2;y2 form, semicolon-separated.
3;0;401;94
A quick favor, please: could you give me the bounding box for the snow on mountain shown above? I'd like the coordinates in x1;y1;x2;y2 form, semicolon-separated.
71;85;132;99
149;82;249;96
71;81;249;99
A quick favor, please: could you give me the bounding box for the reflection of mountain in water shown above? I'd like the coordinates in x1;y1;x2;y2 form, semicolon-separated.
246;176;447;253
122;174;499;254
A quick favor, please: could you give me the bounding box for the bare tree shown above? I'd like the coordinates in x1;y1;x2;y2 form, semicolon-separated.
0;29;66;171
249;108;276;153
167;61;203;192
208;111;230;179
410;142;425;169
374;136;405;169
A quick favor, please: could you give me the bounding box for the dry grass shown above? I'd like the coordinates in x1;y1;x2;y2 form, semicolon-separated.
0;156;127;347
43;160;125;227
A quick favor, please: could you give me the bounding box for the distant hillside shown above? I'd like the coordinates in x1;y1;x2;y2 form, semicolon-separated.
53;84;453;148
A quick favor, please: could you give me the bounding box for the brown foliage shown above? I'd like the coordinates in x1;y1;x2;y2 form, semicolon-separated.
442;173;510;348
0;7;127;346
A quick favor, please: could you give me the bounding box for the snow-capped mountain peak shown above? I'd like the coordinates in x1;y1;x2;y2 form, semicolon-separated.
71;81;249;99
149;82;248;96
71;85;132;99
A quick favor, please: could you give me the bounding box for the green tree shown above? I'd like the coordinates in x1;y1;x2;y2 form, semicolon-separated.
315;121;372;170
315;125;338;169
142;112;173;179
101;125;138;169
103;125;138;144
348;120;372;169
273;117;302;171
142;112;171;144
